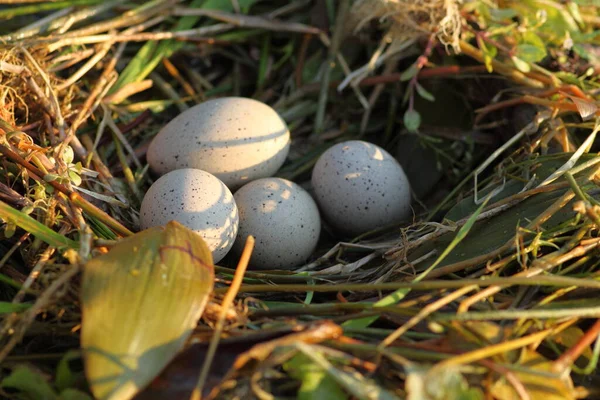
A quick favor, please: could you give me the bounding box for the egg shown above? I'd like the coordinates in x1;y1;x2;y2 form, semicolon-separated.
311;140;411;236
232;178;320;270
139;168;238;263
147;97;290;190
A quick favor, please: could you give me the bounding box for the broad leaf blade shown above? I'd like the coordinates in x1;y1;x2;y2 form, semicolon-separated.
0;365;58;400
81;221;214;400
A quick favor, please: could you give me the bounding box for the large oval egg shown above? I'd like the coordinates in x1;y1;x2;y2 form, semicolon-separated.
232;178;320;270
147;97;290;190
139;168;239;263
311;140;411;237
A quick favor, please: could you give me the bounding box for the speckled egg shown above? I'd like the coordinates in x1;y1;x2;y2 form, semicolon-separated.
311;140;411;236
147;97;290;190
232;178;320;270
139;168;238;263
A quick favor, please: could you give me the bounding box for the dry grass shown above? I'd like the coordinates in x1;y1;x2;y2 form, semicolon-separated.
1;0;600;399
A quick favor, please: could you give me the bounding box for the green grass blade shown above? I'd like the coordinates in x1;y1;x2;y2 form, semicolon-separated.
343;194;493;329
0;200;79;250
0;301;31;314
284;353;348;400
111;0;207;93
111;0;260;94
0;0;103;19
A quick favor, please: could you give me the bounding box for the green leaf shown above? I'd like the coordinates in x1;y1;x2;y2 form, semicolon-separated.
111;41;159;93
285;354;348;400
61;146;74;165
1;365;58;400
400;62;419;81
68;170;82;187
296;343;399;400
511;56;531;72
0;273;25;290
56;351;83;392
257;35;271;88
0;301;31;314
476;36;497;73
489;8;518;21
59;389;93;400
529;0;580;37
515;44;547;63
521;31;546;50
112;0;259;94
415;82;435;102
0;200;79;250
81;221;214;400
567;1;584;27
403;109;421;132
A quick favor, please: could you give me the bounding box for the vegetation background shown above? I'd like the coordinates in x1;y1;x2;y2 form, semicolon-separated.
2;0;600;399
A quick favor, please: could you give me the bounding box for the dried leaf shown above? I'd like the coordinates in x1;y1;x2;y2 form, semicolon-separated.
568;95;598;121
81;221;214;400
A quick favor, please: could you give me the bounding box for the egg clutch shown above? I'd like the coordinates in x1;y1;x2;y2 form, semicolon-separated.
140;97;412;269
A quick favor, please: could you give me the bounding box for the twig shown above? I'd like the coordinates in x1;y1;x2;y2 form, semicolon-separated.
553;319;600;374
0;144;133;236
46;24;233;51
57;41;112;90
173;7;321;35
0;264;80;364
213;274;600;295
192;236;254;400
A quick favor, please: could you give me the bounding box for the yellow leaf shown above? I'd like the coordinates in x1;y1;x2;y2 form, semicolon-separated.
491;349;578;400
81;221;214;400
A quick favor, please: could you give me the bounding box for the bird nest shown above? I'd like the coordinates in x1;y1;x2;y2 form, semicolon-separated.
1;1;600;399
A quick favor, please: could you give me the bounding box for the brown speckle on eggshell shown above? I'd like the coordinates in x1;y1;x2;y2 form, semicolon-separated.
311;140;411;237
232;178;321;270
139;168;239;263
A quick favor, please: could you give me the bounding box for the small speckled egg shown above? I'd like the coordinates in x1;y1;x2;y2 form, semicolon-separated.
139;168;238;263
232;178;320;270
147;97;290;190
311;140;411;236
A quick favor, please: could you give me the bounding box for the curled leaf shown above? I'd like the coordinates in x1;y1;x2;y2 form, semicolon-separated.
567;95;598;121
81;221;214;400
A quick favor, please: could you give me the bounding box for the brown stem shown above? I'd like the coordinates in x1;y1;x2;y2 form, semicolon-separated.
553;319;600;374
0;144;133;237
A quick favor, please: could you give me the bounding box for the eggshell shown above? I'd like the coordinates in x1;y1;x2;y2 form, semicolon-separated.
232;178;320;270
139;168;238;263
311;140;411;236
147;97;290;190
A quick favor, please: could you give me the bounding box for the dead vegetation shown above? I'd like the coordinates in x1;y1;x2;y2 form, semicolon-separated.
1;0;600;399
